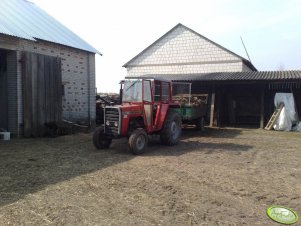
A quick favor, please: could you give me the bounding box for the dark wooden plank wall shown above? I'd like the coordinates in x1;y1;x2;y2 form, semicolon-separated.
23;52;62;137
0;72;8;130
0;50;8;130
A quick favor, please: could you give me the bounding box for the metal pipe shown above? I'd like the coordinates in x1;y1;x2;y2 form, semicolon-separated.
240;36;252;62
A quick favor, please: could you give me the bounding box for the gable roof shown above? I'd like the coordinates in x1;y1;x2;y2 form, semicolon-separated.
0;0;101;54
123;23;256;71
129;71;301;82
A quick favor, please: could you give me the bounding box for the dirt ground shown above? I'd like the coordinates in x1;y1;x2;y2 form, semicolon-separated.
0;127;300;225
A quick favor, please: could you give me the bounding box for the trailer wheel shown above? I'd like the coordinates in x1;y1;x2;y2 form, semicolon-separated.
93;126;112;149
128;129;148;155
196;117;205;131
160;112;182;145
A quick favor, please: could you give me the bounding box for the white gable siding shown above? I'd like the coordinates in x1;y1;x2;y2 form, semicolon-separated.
242;63;254;72
127;62;244;76
126;25;245;76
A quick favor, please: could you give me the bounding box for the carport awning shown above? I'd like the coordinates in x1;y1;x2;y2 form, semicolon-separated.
126;71;301;82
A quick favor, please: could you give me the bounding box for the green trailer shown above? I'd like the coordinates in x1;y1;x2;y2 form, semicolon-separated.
172;99;207;131
172;82;208;131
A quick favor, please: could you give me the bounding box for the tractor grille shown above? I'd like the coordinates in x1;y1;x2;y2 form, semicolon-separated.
104;107;120;135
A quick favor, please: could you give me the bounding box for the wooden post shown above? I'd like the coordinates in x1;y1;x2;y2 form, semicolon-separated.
260;88;265;129
210;93;215;127
216;91;221;127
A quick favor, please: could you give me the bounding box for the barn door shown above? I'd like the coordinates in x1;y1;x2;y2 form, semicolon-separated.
22;52;62;137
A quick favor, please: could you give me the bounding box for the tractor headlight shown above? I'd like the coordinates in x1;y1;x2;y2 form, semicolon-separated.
114;122;118;127
106;120;110;126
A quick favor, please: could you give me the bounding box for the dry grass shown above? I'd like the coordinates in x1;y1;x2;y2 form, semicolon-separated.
0;128;300;225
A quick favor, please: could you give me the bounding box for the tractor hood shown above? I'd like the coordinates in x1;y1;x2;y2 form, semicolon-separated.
118;103;143;116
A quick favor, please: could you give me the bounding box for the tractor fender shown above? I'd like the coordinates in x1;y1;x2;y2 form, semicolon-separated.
154;104;175;131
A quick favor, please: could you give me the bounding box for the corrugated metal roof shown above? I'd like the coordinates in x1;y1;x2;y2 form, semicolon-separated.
127;71;301;82
0;0;101;54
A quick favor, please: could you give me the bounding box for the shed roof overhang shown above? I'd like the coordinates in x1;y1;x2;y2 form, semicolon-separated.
126;71;301;84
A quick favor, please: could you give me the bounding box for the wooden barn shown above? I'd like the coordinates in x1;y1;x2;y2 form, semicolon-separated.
0;0;101;137
123;23;301;128
135;72;301;128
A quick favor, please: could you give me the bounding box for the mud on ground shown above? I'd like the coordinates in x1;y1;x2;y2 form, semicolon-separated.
0;128;300;225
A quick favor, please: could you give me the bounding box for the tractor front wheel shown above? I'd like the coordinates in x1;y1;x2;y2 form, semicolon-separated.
128;129;148;155
93;126;112;149
160;112;182;145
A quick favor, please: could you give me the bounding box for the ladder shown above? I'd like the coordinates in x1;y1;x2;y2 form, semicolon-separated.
265;103;284;130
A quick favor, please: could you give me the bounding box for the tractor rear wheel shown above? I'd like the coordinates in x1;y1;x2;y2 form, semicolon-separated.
93;126;112;149
128;129;148;155
196;117;205;131
160;112;182;145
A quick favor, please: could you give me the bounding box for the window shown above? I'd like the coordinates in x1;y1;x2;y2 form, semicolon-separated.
162;82;170;102
143;80;152;102
122;79;142;102
154;82;161;102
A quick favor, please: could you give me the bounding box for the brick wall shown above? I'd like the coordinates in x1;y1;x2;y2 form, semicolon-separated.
88;53;96;129
0;34;96;135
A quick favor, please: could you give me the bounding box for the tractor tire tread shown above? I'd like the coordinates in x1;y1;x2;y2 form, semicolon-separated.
128;128;148;155
93;126;112;149
160;111;182;146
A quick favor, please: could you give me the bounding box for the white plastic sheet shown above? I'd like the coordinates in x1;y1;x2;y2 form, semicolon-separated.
273;93;298;131
292;122;301;132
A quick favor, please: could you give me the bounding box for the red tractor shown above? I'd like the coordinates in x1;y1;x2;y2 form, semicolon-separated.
93;77;182;154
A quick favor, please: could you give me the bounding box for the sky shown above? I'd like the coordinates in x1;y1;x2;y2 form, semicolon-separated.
32;0;301;93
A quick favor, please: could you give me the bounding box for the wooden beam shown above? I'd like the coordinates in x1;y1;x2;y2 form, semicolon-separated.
216;91;221;127
23;52;33;137
31;53;38;137
260;88;265;129
209;93;215;127
37;54;45;136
